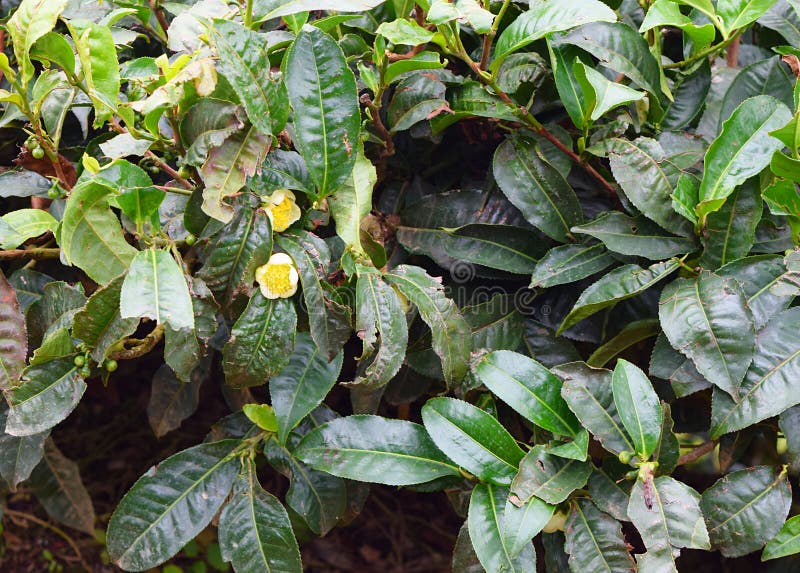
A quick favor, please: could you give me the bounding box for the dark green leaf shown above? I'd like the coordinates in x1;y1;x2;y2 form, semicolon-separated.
211;19;289;137
559;260;679;333
0;407;47;490
73;275;138;363
284;25;360;198
571;212;696;259
659;271;755;398
473;350;580;436
294;415;460;485
6;358;86;437
556;362;635;455
699;180;762;270
531;244;616;289
468;483;537;572
701;465;791;557
587;319;660;368
719;57;793;131
385;265;471;386
106;440;240;570
270;333;343;444
147;365;202;439
493;135;583;242
612;359;662;459
0;270;27;392
504;495;556;557
711;308;800;437
222;295;296;388
564;498;635;572
511;445;592;505
661;60;711;130
218;462;302;573
717;255;792;329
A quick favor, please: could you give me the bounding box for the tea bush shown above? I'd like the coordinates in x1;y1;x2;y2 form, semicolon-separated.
1;0;800;571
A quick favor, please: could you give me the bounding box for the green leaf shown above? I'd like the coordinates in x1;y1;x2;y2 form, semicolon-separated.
759;1;800;44
253;0;386;22
107;440;240;571
468;483;537;572
387;72;448;132
717;0;781;36
491;0;616;72
377;18;434;44
384;265;471;386
556;362;635;455
558;260;679;333
218;462;302;573
628;475;710;561
530;244;615;289
662;60;712;130
573;61;646;121
430;82;519;133
116;187;165;231
198;204;272;307
328;144;376;251
222;295;296;389
270;333;343;444
120;249;195;332
251;150;314;196
0;169;52;198
701;465;791;557
564;498;635;572
549;43;590;129
0;407;47;490
504;496;556;558
719;57;793;131
587;319;660;368
612;359;662;459
493;135;583;242
5;358;86;437
26;281;85;349
699;180;762;270
511;445;592;505
717;255;792;329
587;467;632;521
697;95;791;223
384;51;446;84
422;397;524;485
7;0;68;85
571;212;696;259
200;126;271;223
605;137;694;236
28;439;95;535
473;350;580;437
554;21;663;96
180;99;244;168
397;224;545;275
294;415;461;485
59;181;137;285
147;365;202;439
763;514;800;560
211;19;289;137
711;308;800;437
70;22;119;125
0;270;27;392
640;0;715;52
72;275;138;363
659;271;755;398
284;25;360;198
353;270;408;388
0;209;57;249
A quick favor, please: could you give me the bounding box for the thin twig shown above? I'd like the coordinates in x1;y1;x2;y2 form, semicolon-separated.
109;118;193;189
0;247;61;260
4;508;91;572
361;94;395;157
726;35;740;67
149;0;170;33
677;440;718;466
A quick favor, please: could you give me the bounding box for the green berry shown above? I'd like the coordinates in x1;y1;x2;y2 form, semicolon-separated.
31;146;45;159
177;165;192;179
25;136;37;149
184;233;197;246
149;165;160;174
79;365;91;378
73;355;86;368
104;359;118;372
47;187;60;199
618;451;633;465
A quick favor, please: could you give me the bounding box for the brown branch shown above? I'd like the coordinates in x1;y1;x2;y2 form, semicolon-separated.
726;35;740;68
479;34;493;70
0;247;61;260
109;118;193;189
677;440;718;466
386;44;425;62
149;0;171;33
360;94;395;158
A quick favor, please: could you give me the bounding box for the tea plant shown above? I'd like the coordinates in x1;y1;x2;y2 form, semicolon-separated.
1;0;800;571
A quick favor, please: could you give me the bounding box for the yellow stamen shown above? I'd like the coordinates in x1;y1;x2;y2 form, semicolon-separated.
261;263;293;295
270;196;295;232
